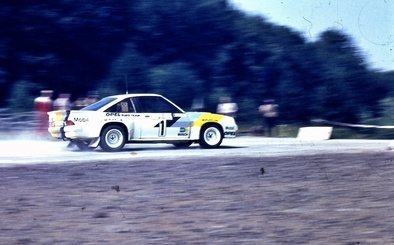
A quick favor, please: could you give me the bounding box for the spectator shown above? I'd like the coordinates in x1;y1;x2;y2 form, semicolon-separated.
34;90;53;136
217;96;238;118
72;97;85;110
83;91;99;106
191;96;206;112
53;93;71;111
259;99;279;137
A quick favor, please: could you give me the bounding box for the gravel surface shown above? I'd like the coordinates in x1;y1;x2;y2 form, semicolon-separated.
1;152;394;244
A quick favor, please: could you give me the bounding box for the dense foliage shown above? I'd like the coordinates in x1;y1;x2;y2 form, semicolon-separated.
1;0;392;124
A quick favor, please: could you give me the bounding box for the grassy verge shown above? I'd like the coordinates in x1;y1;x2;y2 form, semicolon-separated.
237;122;394;139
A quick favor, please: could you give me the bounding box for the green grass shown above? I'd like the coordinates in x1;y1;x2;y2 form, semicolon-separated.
237;122;394;139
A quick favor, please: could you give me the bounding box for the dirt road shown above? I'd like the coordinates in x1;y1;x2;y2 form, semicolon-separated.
1;153;394;244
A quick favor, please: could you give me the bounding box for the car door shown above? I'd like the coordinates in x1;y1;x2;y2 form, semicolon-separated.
132;96;192;139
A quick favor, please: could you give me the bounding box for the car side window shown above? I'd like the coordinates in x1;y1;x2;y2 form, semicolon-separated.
132;96;181;113
105;99;135;113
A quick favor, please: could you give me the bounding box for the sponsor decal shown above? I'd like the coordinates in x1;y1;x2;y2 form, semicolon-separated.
74;117;89;122
177;127;189;136
105;112;140;118
106;112;120;116
192;113;224;127
119;113;140;117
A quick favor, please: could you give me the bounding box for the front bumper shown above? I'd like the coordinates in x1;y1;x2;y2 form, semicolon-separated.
63;125;97;139
223;125;238;138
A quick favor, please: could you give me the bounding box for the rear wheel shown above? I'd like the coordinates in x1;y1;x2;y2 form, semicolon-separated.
199;124;223;148
100;125;126;152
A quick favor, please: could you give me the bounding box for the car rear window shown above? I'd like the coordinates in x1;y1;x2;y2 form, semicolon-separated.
81;97;116;111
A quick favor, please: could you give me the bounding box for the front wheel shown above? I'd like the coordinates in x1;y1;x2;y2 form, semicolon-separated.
100;125;126;152
199;125;223;148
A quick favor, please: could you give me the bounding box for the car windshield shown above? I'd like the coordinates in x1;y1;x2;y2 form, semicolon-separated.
81;97;116;111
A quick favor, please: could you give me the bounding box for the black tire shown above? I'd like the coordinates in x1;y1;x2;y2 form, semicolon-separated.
199;124;223;148
100;125;126;152
173;141;193;148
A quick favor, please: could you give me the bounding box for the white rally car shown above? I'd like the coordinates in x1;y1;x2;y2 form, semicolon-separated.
48;94;238;151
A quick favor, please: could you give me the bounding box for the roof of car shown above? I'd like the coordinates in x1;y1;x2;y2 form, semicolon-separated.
107;93;162;100
103;93;185;113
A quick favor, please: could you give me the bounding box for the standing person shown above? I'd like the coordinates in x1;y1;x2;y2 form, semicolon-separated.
191;96;205;112
259;99;279;137
34;90;53;136
53;93;71;111
217;96;238;118
72;97;85;110
83;91;99;107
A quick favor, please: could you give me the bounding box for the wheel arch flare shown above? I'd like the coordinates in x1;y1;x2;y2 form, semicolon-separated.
100;122;129;140
188;112;226;139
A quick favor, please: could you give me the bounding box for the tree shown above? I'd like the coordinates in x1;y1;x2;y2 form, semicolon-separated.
8;80;38;112
147;62;203;109
0;0;390;127
98;43;150;96
0;0;131;104
310;30;385;122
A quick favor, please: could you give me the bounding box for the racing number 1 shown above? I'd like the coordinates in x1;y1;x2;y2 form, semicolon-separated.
158;120;166;137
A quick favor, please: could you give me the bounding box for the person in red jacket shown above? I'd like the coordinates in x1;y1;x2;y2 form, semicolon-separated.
34;90;53;136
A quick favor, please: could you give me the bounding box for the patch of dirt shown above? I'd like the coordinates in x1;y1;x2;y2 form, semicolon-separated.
1;153;393;244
